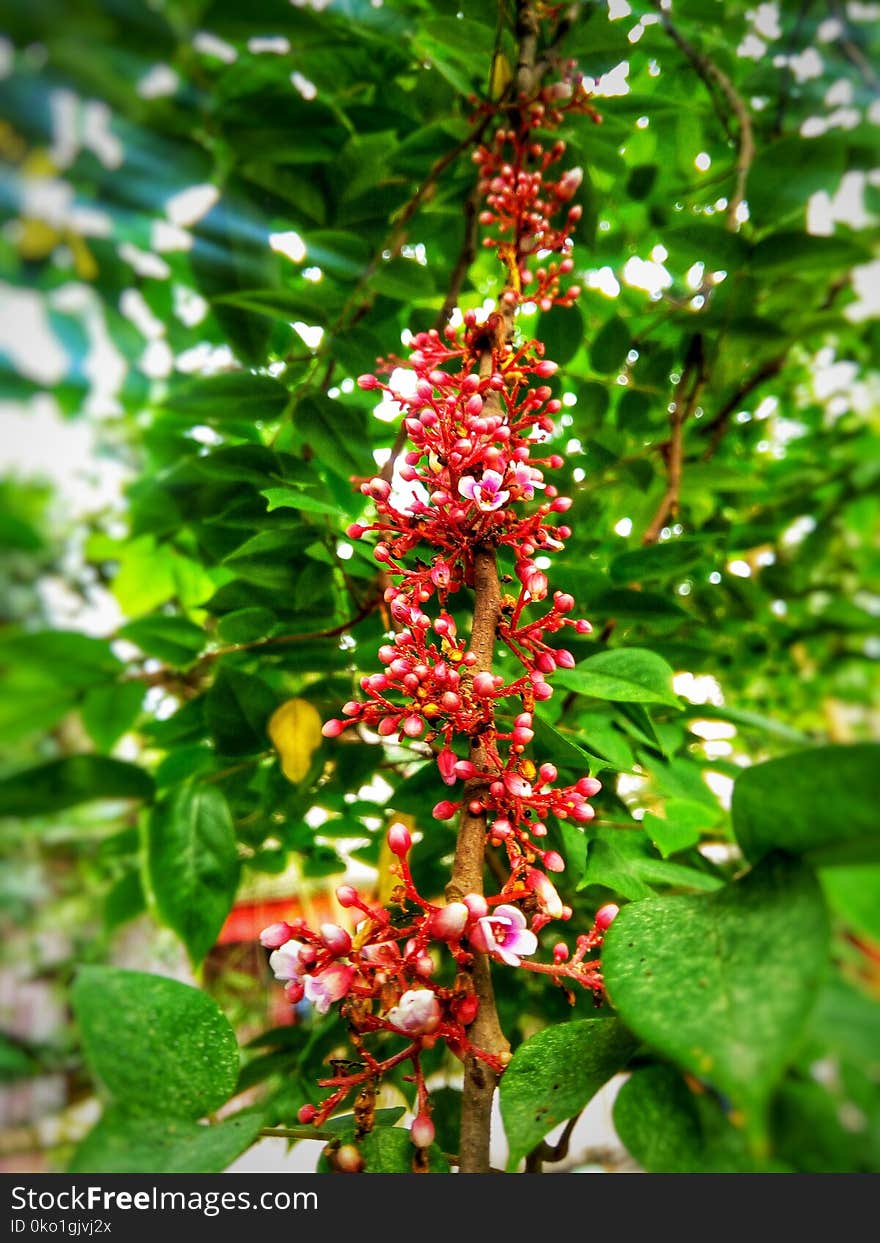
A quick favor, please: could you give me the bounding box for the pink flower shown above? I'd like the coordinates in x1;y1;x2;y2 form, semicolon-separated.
458;470;510;512
512;463;544;498
470;904;538;966
269;940;310;981
303;963;355;1014
386;989;442;1035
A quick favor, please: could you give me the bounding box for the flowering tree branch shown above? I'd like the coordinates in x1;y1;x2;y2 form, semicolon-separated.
256;0;618;1176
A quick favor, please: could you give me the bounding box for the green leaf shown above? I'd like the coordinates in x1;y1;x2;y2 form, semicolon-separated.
205;666;277;756
316;1118;448;1173
538;303;584;366
642;798;721;858
295;394;366;480
119;614;205;667
71;967;239;1118
145;783;240;965
732;744;880;865
81;682;144;751
746;135;845;227
370;256;435;302
500;1018;637;1168
191;181;278;366
602;855;830;1130
0;757;153;817
821;864;880;943
104;869;146;931
0;630;119;685
359;1125;448;1173
614;1063;767;1172
578;826;722;898
216;607;277;644
555;648;680;708
750;232;871;276
613;1065;703;1172
610;539;703;584
162;373;289;423
577;711;635;771
591;314;630;374
261;486;344;517
70;1105;262;1174
0;1032;38;1082
532;712;604;773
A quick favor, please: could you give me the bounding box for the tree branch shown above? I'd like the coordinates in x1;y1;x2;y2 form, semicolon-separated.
445;537;509;1175
642;333;706;545
699;354;786;460
649;1;755;231
434;183;481;332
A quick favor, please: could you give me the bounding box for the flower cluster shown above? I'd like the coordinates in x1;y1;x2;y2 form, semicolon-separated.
260;823;616;1149
473;71;600;310
262;62;614;1162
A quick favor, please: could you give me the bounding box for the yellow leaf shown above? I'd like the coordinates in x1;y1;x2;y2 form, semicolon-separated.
490;50;513;102
268;698;324;784
18;218;61;261
70;234;99;281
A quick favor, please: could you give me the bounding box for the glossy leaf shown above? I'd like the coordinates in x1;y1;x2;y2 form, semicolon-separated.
602;855;830;1127
555;648;680;708
500;1018;638;1168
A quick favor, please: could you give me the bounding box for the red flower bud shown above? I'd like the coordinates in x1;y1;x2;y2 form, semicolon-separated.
411;1113;435;1149
388;822;412;856
472;671;497;697
595;903;619;931
335;884;359;908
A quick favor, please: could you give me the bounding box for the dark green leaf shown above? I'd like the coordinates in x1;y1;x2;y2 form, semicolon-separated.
205;666;277;756
119;615;205;667
732;744;880;865
70;1105;262;1174
500;1019;637;1168
81;681;144;751
0;757;153;817
591;315;630;374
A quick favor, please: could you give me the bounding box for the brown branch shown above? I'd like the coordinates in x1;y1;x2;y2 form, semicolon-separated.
434;183;481;332
649;1;755;231
201;595;382;662
642;334;707;545
830;0;880;90
525;1111;581;1171
446;540;509;1175
699;354;786;460
333;116;492;347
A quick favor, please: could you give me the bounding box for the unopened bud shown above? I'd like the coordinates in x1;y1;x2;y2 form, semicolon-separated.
388;822;412;856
